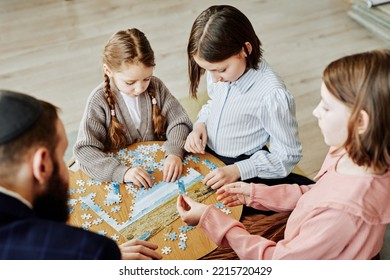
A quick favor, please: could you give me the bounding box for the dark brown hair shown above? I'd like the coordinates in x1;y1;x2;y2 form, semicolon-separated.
323;49;390;172
0;100;59;181
187;5;263;97
102;28;166;149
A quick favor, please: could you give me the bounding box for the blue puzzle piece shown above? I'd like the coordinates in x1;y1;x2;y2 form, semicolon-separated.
138;232;152;241
177;179;186;194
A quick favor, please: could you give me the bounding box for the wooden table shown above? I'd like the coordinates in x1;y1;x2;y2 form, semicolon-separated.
67;141;242;260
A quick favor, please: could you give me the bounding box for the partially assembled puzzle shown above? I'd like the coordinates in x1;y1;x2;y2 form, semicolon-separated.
67;142;232;250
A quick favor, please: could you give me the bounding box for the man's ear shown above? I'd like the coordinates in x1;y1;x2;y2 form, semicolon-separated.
31;148;53;185
103;64;112;77
358;110;370;134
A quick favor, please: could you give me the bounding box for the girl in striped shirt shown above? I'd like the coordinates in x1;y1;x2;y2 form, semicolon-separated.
184;5;312;189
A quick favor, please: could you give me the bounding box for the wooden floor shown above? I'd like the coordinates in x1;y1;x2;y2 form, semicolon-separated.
0;0;389;178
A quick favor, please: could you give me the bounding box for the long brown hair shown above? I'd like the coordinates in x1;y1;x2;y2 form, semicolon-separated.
187;5;263;98
323;49;390;172
102;28;166;149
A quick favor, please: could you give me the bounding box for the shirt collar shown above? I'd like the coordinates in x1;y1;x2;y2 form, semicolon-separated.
0;186;33;209
230;60;266;94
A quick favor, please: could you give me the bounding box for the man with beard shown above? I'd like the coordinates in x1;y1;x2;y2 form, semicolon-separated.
0;90;161;260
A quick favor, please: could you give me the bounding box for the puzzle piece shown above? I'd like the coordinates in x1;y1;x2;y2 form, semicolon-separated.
168;232;178;241
81;213;92;220
161;246;172;255
138;232;152;241
178;240;187;250
221;208;232;215
177;179;186;194
68;198;78;207
81;221;91;230
76;187;86;194
215;202;225;209
179;233;188;242
76;179;85;187
92;218;103;225
111;234;119;241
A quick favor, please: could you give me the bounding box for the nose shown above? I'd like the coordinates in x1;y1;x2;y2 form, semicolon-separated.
312;104;320;119
134;82;144;94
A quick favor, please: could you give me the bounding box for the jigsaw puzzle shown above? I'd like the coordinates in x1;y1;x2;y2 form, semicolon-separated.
68;142;221;242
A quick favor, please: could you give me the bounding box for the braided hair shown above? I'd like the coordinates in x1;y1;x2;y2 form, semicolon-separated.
102;28;166;149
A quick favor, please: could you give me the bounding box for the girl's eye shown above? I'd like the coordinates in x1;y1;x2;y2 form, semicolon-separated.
126;82;135;85
144;78;151;82
218;69;226;73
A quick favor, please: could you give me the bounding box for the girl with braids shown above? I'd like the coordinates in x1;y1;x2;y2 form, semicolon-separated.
178;49;390;259
74;28;192;187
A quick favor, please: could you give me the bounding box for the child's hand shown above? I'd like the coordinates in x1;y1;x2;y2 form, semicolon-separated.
176;194;207;226
119;239;162;260
202;164;241;190
216;182;252;207
163;154;182;182
184;123;207;154
124;167;153;188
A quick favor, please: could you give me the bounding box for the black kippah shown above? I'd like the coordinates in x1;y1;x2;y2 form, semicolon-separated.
0;90;43;144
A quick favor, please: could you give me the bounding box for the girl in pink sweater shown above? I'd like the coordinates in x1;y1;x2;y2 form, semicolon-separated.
177;49;390;259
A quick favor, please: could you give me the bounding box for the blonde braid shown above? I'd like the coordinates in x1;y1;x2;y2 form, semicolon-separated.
104;74;127;150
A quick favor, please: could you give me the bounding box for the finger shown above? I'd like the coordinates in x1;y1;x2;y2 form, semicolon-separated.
165;164;175;182
202;171;214;186
130;239;158;250
205;174;220;188
176;195;186;214
225;187;244;195
200;133;207;150
136;173;151;188
180;194;193;210
170;165;180;182
162;163;168;181
210;179;224;190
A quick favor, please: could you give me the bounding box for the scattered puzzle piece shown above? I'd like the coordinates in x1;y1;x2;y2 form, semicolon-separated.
92;218;103;225
179;233;188;242
178;240;187;250
76;179;85;187
81;221;91;230
221;208;232;214
111;234;119;241
161;246;172;255
81;213;92;220
168;232;178;241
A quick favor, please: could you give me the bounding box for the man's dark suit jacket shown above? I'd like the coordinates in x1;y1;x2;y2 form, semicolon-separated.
0;193;121;259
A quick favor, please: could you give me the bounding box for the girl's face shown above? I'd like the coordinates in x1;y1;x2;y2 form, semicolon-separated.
193;50;247;83
107;62;153;97
313;82;351;148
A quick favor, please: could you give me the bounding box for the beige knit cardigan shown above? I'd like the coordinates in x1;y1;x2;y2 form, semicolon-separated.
74;76;193;182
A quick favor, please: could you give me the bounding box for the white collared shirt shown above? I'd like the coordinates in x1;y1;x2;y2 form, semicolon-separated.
196;59;302;179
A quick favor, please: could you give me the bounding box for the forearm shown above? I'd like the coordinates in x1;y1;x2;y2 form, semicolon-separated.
199;206;276;259
247;183;312;212
74;144;129;182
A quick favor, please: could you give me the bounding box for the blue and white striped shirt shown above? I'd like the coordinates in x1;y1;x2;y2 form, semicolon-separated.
196;59;302;179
